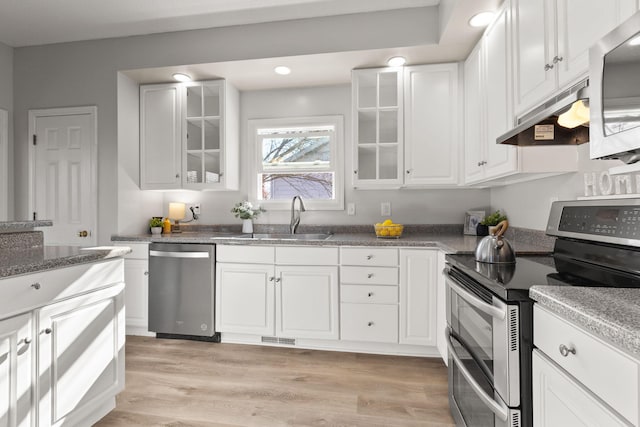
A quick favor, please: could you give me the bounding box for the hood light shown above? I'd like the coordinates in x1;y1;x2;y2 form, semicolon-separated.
629;35;640;46
557;100;590;128
172;73;192;82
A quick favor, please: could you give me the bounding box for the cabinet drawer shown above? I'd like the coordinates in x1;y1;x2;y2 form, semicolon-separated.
276;246;338;265
340;247;398;266
340;303;398;343
0;259;124;320
341;285;398;304
534;305;639;426
115;242;149;259
217;245;274;264
340;266;398;285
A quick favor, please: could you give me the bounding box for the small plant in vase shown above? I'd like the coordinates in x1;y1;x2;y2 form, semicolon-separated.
231;201;265;234
149;217;163;235
477;210;507;236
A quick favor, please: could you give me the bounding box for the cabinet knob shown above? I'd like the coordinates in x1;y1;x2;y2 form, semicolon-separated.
275;277;281;283
366;255;373;260
354;170;358;174
367;273;374;279
269;277;275;282
367;292;374;297
22;337;32;345
30;283;41;290
406;170;410;174
544;63;554;71
175;173;180;178
553;55;563;64
558;344;576;357
367;321;374;327
144;271;149;276
42;328;52;335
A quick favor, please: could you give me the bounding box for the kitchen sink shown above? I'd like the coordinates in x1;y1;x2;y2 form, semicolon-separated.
251;233;332;241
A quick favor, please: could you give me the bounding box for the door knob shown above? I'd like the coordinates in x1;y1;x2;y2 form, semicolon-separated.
78;230;89;237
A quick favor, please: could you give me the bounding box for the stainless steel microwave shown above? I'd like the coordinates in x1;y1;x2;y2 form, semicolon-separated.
590;11;640;163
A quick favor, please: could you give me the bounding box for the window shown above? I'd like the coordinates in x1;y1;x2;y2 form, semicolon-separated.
249;116;344;210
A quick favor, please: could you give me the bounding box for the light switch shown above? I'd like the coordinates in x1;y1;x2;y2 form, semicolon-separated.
347;203;356;216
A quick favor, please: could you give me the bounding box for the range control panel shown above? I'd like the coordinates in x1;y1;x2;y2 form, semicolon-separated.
558;206;640;239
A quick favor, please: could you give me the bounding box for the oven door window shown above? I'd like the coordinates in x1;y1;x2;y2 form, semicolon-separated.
450;333;498;426
449;286;494;382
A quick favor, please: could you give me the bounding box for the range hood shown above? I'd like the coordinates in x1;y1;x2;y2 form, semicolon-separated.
497;79;590;146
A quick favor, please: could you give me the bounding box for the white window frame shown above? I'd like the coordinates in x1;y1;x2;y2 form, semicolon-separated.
248;115;344;211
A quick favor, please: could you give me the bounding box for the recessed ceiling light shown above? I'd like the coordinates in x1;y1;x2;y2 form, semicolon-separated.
469;11;495;28
387;56;406;67
629;35;640;46
274;66;291;75
172;73;192;82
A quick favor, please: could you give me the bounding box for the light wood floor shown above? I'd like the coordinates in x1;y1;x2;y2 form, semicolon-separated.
96;336;455;427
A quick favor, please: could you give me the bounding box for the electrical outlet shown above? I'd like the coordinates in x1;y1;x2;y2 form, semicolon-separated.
347;203;356;216
381;202;391;217
190;204;201;215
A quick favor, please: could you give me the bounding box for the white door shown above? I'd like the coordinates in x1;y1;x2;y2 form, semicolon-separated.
30;108;97;246
0;109;7;221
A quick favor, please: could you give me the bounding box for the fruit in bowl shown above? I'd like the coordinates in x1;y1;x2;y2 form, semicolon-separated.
374;219;404;238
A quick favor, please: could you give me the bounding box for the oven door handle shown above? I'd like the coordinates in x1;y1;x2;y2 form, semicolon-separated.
445;276;505;320
446;331;509;422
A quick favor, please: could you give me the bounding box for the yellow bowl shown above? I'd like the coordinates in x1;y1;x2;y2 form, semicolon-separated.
374;223;404;238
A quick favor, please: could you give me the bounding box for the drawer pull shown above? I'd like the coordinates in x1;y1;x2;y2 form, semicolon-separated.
367;321;374;327
30;283;41;290
368;292;374;297
559;344;576;357
366;255;373;260
42;328;52;335
367;273;374;279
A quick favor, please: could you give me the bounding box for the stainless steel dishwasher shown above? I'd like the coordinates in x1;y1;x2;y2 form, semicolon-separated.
148;243;219;341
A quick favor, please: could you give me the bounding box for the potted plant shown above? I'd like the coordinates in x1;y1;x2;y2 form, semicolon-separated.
477;210;507;236
149;217;163;235
231;201;265;233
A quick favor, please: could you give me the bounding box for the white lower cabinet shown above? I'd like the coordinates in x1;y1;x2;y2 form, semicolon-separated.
532;350;629;427
0;259;125;427
215;245;339;340
0;313;32;427
399;249;438;346
38;284;125;427
116;243;151;336
533;305;639;426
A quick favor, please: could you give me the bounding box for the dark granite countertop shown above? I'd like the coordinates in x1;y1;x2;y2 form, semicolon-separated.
530;286;640;358
112;230;553;254
0;246;132;278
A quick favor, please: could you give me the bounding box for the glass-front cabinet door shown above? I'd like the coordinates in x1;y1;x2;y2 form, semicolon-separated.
184;82;223;188
182;80;239;190
352;68;403;187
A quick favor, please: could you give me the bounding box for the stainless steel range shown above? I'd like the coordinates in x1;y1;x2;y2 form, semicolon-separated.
444;199;640;427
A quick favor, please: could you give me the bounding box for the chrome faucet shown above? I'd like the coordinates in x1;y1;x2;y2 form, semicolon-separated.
290;195;306;234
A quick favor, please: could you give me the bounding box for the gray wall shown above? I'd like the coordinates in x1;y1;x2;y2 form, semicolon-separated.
0;41;13;219
12;8;440;243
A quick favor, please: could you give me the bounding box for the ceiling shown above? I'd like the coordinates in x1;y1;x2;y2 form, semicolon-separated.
0;0;501;91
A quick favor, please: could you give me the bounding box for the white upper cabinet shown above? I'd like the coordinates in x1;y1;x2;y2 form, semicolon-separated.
140;84;182;190
513;0;638;116
352;68;404;187
464;0;580;186
140;80;239;191
352;64;460;188
404;63;460;187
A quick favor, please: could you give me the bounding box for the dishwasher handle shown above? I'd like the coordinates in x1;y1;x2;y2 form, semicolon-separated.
149;250;210;259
